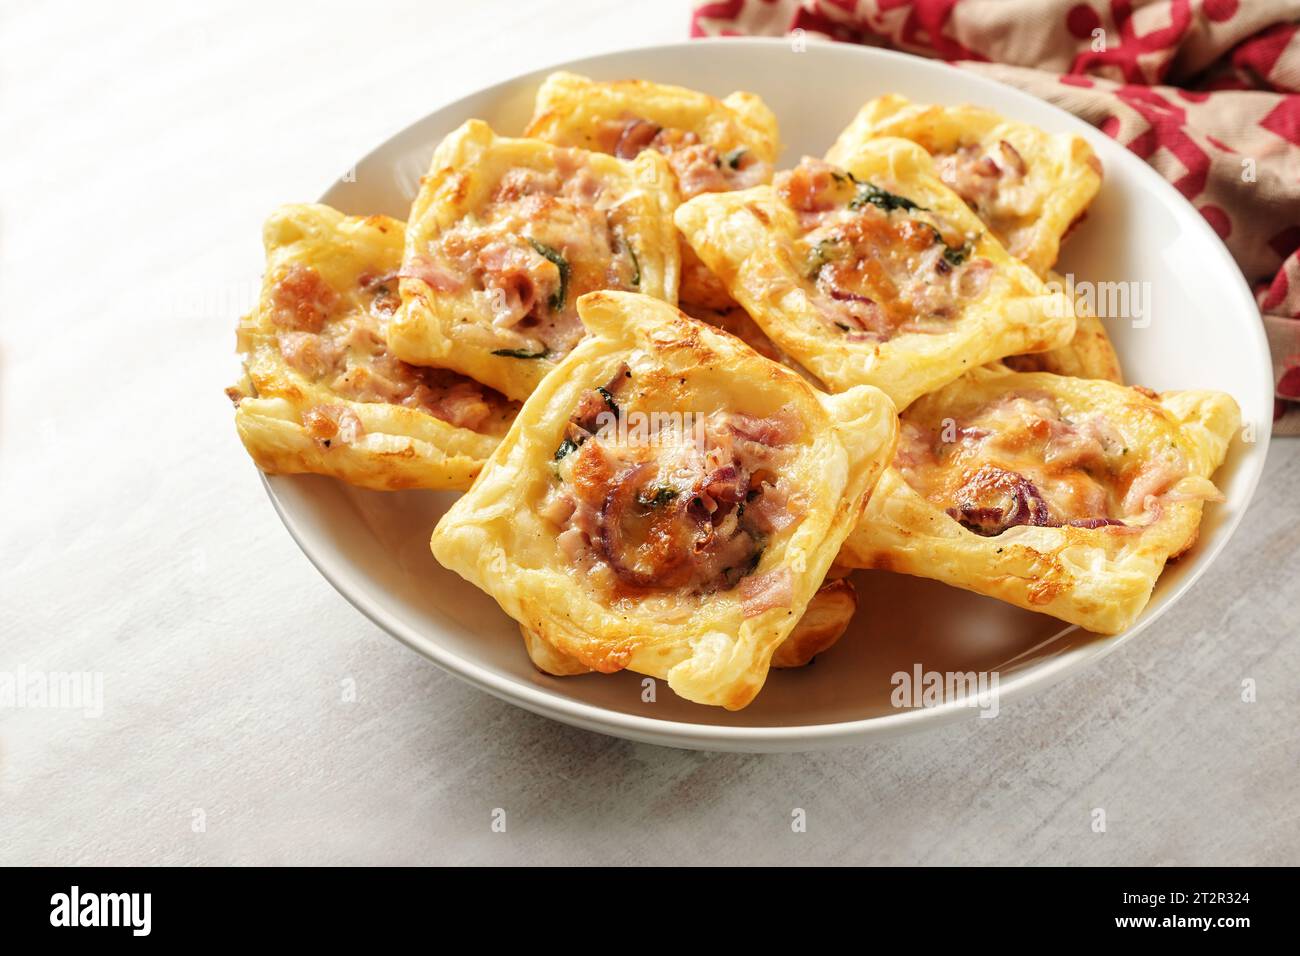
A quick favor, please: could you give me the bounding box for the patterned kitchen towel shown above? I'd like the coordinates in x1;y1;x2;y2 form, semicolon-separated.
692;0;1300;433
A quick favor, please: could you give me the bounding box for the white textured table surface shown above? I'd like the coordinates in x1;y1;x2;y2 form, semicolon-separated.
2;0;1297;866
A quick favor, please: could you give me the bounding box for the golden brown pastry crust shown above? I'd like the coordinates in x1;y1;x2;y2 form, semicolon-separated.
826;95;1102;276
523;71;780;167
838;366;1239;634
523;71;782;312
431;291;897;709
675;140;1076;408
768;576;857;668
685;304;825;388
228;204;514;491
1003;271;1123;383
387;119;680;401
520;626;596;677
522;576;857;675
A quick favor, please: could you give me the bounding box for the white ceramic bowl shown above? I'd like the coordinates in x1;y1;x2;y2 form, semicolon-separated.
264;38;1271;751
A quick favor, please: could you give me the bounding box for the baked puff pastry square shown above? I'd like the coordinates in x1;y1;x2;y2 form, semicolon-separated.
227;204;517;491
1003;270;1123;384
826;95;1102;276
675;142;1076;408
838;365;1240;635
520;575;858;676
431;290;897;709
387;119;680;402
523;70;781;311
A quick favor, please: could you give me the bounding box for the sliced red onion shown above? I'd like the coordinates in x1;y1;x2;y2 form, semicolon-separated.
597;462;703;589
948;467;1052;536
828;287;873;304
1064;517;1127;530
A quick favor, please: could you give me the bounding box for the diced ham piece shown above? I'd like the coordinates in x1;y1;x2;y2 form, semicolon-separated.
745;483;799;533
328;344;505;433
570;389;612;435
337;314;382;353
998;140;1027;175
400;256;465;293
666;143;731;197
272;264;339;332
1043;421;1108;469
695;464;744;515
493;166;562;202
727;158;772;190
728;406;803;446
478;241;551;328
556;527;588;560
562;165;605;204
332;362;407;406
775;158;846;214
570;497;603;542
606;117;768;196
955;258;992;300
614;119;661;159
539;492;577;528
277;331;343;380
893;421;937;470
934;142;1019;210
407;380;493;432
739;567;794;618
1122;456;1184;514
303;404;364;445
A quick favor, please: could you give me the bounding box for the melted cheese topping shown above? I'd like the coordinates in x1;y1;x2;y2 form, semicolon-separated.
537;365;804;601
774;158;991;342
932;140;1039;262
592;116;771;199
420;152;643;360
266;262;516;435
896;392;1189;535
